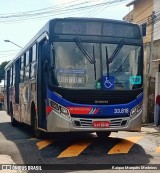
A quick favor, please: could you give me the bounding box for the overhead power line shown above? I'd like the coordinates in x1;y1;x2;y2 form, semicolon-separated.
86;0;129;17
0;49;19;53
0;0;130;23
0;0;79;16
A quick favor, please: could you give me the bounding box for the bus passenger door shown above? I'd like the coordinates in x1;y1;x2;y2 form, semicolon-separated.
6;69;10;114
37;40;49;130
14;59;21;121
15;59;20;104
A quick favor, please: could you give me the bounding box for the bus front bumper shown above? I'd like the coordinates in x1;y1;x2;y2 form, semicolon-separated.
47;110;142;132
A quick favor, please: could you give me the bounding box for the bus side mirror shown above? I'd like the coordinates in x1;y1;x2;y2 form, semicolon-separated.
51;47;55;68
44;59;48;71
42;42;50;72
42;42;50;60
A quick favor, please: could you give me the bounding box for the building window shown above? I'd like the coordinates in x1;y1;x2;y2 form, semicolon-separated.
140;23;147;37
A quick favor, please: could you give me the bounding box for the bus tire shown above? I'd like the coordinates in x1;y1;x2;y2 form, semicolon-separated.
31;106;43;139
96;131;111;138
10;104;17;126
32;115;43;139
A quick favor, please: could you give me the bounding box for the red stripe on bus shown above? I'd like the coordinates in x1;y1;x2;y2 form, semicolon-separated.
67;107;92;114
46;106;53;114
94;108;100;114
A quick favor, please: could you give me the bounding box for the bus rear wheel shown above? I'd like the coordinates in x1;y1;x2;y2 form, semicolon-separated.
96;131;111;138
10;105;17;126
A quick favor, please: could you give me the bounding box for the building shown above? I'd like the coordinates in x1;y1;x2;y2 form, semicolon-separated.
123;0;160;123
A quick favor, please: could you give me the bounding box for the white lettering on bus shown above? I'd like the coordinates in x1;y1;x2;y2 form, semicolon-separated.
58;76;84;84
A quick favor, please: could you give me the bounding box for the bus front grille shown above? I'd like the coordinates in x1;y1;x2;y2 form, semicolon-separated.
73;118;128;128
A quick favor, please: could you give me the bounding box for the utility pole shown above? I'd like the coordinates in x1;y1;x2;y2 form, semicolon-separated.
143;11;156;123
148;11;155;74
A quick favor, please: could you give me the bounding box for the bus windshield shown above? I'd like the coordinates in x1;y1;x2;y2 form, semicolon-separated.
51;41;142;90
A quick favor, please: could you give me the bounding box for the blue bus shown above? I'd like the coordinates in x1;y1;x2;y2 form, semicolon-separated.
4;18;143;138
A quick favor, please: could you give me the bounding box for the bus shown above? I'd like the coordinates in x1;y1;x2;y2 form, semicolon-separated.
4;18;143;138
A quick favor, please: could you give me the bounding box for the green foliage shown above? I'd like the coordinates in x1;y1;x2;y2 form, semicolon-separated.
0;61;9;83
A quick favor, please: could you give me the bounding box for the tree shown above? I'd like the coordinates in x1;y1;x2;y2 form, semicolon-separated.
0;61;9;83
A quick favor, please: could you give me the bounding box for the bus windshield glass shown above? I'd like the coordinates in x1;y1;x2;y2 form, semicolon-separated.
51;42;142;90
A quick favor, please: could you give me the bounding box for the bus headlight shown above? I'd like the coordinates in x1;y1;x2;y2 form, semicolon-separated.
50;100;59;111
49;99;71;120
60;106;69;115
137;102;143;112
59;106;70;120
130;107;137;117
130;102;142;118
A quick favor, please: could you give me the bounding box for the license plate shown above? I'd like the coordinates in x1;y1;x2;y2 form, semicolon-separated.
93;121;110;128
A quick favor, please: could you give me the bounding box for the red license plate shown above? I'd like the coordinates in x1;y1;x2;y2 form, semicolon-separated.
93;121;110;128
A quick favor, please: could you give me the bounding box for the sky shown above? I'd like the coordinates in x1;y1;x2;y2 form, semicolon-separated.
0;0;133;64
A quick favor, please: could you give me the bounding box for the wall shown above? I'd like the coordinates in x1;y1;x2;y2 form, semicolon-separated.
124;0;153;43
151;40;160;77
153;0;160;41
123;0;154;123
132;0;153;44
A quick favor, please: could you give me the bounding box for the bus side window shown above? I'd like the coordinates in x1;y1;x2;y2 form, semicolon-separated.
4;71;7;88
29;47;32;79
15;58;20;103
10;66;13;86
20;55;24;83
12;64;15;86
30;44;37;79
24;51;30;81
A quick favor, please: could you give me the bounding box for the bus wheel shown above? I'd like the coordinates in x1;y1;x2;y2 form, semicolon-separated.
32;115;43;139
96;131;111;138
10;106;17;126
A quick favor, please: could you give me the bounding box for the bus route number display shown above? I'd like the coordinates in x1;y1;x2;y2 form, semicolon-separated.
57;68;85;84
58;76;85;84
129;76;141;84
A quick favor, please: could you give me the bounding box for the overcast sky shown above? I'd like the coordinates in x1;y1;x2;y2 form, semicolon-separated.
0;0;133;64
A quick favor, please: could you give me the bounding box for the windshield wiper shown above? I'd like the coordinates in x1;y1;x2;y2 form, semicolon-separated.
105;46;110;77
74;37;97;80
74;37;95;64
93;46;96;80
114;55;130;76
108;39;125;64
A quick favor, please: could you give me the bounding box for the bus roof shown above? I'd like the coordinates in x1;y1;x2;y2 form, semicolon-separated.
53;17;133;24
5;17;139;69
